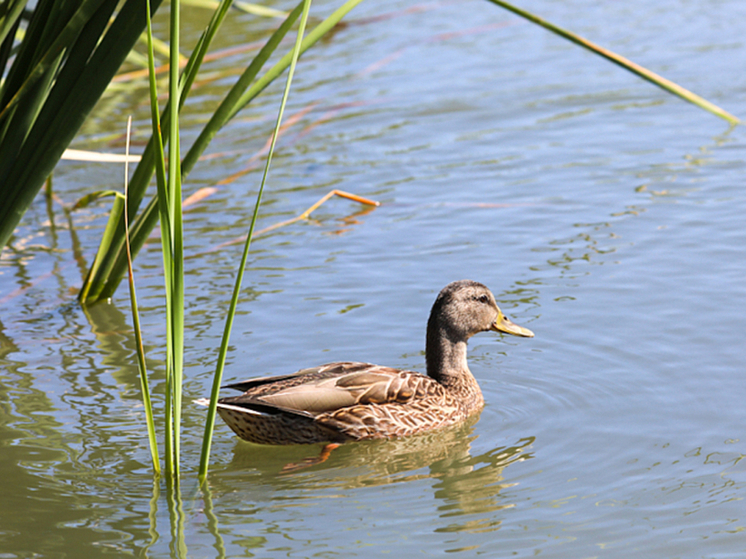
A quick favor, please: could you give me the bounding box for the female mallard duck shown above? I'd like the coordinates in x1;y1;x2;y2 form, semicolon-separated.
209;280;533;445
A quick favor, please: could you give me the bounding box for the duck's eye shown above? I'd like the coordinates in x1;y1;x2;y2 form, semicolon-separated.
478;294;489;304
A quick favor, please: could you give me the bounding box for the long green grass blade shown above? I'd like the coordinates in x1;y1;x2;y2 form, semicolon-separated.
145;0;177;477
123;116;160;474
166;0;185;480
143;0;186;480
198;0;314;483
484;0;740;124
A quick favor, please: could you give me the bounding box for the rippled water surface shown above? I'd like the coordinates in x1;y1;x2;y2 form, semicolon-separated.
2;0;746;556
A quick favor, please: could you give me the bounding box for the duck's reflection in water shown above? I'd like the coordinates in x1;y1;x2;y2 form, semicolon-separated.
217;414;535;534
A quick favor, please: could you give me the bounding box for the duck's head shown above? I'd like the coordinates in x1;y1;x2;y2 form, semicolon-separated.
428;280;534;342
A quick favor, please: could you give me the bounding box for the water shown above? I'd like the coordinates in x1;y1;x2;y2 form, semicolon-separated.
2;0;746;556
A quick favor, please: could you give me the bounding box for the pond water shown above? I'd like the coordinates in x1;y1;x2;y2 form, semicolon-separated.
2;0;746;556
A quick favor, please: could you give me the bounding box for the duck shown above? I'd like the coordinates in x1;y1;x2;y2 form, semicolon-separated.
207;280;534;445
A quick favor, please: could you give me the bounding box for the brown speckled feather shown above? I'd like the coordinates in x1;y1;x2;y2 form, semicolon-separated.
214;362;473;444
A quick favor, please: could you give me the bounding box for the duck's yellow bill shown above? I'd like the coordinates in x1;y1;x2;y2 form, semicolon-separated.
491;312;534;338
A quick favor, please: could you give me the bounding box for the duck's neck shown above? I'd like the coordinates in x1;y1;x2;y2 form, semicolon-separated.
426;326;483;406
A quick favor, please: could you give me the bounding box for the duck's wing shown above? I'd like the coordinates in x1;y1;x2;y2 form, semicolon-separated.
220;361;438;416
221;362;372;392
